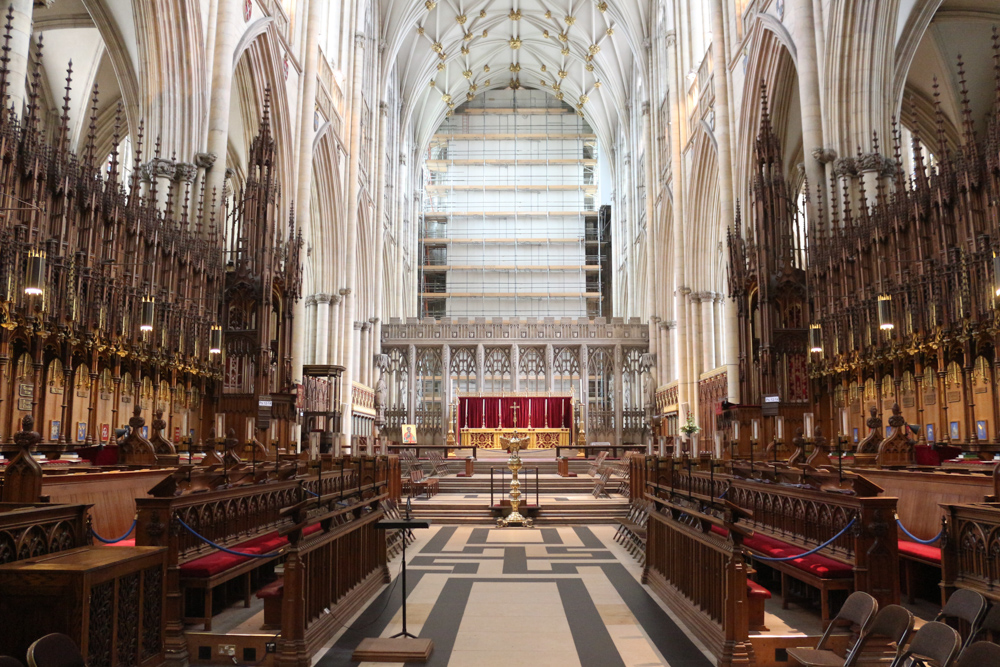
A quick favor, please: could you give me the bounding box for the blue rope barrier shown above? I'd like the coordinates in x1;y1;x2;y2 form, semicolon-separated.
750;518;857;562
176;517;282;559
896;518;943;545
303;487;321;498
91;519;136;544
718;487;730;500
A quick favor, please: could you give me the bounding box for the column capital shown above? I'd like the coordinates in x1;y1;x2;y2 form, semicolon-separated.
354;32;366;48
339;287;352;296
314;292;332;305
174;162;198;183
304;295;318;307
353;321;364;330
661;320;677;330
194;151;217;169
678;286;691;296
361;322;371;332
651;315;662;323
713;293;725;304
368;317;380;325
331;294;342;305
811;147;837;164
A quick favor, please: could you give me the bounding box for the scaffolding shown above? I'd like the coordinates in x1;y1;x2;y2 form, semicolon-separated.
419;88;610;319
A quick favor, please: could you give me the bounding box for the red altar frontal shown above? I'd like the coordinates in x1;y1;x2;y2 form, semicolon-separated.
457;395;573;448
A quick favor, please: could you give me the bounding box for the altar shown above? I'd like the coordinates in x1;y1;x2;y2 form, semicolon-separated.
457;394;573;449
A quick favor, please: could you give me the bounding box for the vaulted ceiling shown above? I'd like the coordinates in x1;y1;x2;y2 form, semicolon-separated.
380;0;651;150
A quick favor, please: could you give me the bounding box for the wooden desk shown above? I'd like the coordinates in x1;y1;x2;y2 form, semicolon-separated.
0;546;167;667
461;428;570;449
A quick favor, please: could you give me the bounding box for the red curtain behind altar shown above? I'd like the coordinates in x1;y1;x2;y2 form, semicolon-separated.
457;396;573;440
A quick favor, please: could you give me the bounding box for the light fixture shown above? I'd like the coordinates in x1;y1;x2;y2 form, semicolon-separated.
809;323;822;353
992;252;1000;297
24;248;45;296
877;294;893;330
209;325;222;354
140;296;155;332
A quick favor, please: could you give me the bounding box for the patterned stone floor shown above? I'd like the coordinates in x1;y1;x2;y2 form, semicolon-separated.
313;525;716;667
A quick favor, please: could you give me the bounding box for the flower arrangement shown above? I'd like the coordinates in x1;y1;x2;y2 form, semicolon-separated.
679;414;701;437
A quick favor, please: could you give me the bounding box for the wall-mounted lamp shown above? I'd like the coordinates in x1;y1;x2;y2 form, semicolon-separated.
877;294;893;330
140;296;155;332
24;248;45;296
809;323;822;353
209;325;222;355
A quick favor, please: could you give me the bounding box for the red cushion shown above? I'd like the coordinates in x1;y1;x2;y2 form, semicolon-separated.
747;580;772;598
710;525;729;537
745;534;854;578
256;580;284;599
110;538;136;547
180;550;260;578
898;540;941;563
303;524;323;537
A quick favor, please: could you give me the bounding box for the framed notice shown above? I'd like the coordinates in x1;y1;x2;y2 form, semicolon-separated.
18;383;33;398
977;420;988;441
401;424;417;444
174;426;181;443
50;420;60;441
926;424;935;442
16;397;31;411
852;427;859;443
950;421;960;441
76;422;87;442
885;425;892;438
100;423;110;443
141;425;149;439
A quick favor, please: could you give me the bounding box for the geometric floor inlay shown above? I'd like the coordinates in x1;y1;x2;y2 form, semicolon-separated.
314;525;714;667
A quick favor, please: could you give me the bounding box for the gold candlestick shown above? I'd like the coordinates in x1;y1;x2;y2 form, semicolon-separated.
497;403;532;527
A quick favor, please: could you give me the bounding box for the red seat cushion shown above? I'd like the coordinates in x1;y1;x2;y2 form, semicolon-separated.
303;524;323;537
898;540;941;563
710;525;729;537
110;538;136;547
180;550;261;578
747;580;772;598
745;534;854;578
256;580;284;599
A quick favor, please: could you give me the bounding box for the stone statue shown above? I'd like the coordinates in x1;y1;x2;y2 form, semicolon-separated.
374;370;387;424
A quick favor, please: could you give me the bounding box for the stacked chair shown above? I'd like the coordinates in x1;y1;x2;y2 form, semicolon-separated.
787;588;1000;667
614;499;653;565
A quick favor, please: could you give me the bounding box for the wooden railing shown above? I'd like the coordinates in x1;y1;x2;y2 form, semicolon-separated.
643;457;901;608
0;502;90;565
276;494;387;666
643;492;753;666
135;456;393;666
942;502;1000;602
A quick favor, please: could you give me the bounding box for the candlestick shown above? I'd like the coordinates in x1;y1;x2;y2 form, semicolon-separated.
752;419;759;441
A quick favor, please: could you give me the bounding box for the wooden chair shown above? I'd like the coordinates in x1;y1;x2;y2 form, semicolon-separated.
787;591;878;667
592;467;613;498
889;621;960;667
588;451;608;476
955;642;1000;667
934;589;987;652
409;469;439;498
25;634;85;667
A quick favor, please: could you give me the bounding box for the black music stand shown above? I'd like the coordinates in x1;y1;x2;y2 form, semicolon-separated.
354;501;434;663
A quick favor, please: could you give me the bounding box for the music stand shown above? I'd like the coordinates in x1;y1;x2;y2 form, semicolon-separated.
354;501;433;662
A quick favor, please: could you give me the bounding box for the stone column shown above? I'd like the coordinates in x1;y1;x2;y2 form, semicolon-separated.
368;318;380;386
329;294;342;363
579;344;589;440
361;322;373;386
407;343;417;424
701;293;716;372
613;344;623;445
649;316;661;384
642;101;657;324
475;343;485;391
667;31;689;414
314;294;331;365
659;321;673;384
4;0;32;119
339;31;367;443
202;0;242;221
441;344;451;443
714;294;725;370
791;0;827;228
303;296;317;364
545;343;554;393
372;102;389;370
353;321;364;383
290;0;325;390
510;344;520;393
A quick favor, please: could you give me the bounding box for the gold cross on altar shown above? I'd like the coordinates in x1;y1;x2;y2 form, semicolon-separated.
510;402;520;428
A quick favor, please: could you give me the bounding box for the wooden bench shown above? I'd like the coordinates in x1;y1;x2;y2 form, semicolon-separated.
898;540;941;604
747;579;771;632
643;459;900;623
